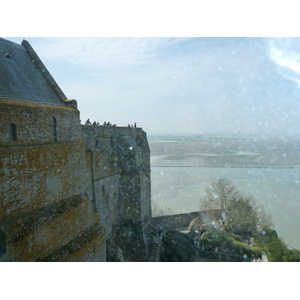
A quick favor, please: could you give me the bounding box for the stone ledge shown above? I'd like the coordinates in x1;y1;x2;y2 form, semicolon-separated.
5;194;87;244
34;222;105;262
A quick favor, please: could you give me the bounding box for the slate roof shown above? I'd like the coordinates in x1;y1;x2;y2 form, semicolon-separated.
0;38;67;106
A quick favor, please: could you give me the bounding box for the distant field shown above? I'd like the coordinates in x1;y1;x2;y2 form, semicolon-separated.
149;135;300;168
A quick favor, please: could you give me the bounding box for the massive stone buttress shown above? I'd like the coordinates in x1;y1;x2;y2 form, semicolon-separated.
81;125;152;262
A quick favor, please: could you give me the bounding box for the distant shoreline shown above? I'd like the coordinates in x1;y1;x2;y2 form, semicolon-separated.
151;165;297;169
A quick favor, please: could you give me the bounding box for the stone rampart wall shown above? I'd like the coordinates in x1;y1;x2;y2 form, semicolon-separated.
152;211;202;229
81;125;152;261
152;209;222;233
81;125;151;227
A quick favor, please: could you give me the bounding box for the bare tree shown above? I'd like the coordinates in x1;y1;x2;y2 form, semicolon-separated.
199;178;243;220
200;177;273;234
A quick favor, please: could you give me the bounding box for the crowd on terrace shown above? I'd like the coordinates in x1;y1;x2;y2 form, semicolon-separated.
85;119;137;128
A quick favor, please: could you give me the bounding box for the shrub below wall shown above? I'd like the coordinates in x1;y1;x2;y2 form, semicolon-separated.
159;230;194;262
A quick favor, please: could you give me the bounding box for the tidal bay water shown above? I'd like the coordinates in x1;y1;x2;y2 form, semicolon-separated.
151;161;300;248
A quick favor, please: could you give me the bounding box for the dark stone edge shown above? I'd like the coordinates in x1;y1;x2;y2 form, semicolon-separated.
5;194;86;244
35;222;105;262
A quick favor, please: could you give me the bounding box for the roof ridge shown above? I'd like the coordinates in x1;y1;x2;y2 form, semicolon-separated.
21;39;68;103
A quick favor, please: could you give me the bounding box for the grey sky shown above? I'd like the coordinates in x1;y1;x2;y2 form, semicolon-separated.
6;37;300;136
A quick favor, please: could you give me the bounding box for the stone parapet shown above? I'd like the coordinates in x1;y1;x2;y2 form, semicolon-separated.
152;210;222;230
152;211;202;229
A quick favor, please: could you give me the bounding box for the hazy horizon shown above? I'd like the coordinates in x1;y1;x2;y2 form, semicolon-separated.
148;131;300;139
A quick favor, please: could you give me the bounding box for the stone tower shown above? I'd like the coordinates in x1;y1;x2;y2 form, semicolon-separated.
81;125;152;261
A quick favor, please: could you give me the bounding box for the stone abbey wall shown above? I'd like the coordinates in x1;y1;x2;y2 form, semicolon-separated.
0;99;106;261
0;38;152;262
0;99;152;261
